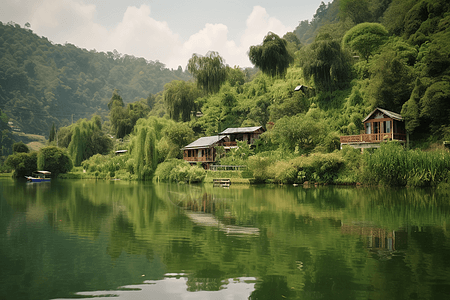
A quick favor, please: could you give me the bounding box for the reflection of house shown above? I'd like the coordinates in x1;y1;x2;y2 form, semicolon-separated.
183;127;265;168
340;108;407;149
182;135;228;168
218;126;265;148
341;224;408;252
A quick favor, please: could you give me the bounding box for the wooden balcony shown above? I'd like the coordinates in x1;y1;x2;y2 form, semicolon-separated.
184;156;214;162
340;133;406;144
223;141;237;147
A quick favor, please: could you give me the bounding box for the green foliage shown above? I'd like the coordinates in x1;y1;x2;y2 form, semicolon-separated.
219;141;254;166
49;123;56;143
160;122;195;159
299;38;352;92
4;151;37;178
12;141;29;153
343;23;389;61
340;0;372;24
401;78;424;134
419;80;450;132
249;32;293;78
37;146;72;175
67;116;112;166
108;90;150;138
247;155;272;183
0;22;191;136
131;123;157;180
187;51;227;94
269;109;327;153
367;42;415;112
362;142;450;186
163;80;200;122
154;159;205;183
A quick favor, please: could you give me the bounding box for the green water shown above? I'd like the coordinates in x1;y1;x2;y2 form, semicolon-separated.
1;178;450;300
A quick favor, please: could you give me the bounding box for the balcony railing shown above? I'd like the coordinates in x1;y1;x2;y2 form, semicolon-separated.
184;156;214;162
340;133;406;144
223;141;237;147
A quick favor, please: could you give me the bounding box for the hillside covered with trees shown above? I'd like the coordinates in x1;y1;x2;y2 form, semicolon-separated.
2;0;450;187
0;21;192;137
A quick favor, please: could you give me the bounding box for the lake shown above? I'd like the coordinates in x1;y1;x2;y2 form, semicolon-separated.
1;178;450;300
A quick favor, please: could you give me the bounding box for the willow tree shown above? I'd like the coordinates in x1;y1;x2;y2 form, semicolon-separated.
187;51;227;94
67;116;111;166
163;80;200;122
248;32;293;78
300;37;352;93
132;120;158;180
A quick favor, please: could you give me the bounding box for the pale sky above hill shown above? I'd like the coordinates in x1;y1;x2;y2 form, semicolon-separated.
1;0;324;69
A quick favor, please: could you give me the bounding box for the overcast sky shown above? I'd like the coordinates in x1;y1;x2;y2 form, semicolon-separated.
1;0;324;69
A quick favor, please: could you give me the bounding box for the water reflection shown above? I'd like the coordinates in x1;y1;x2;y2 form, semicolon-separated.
59;274;256;300
1;179;450;300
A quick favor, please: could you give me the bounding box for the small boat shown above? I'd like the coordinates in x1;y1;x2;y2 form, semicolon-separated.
25;171;51;182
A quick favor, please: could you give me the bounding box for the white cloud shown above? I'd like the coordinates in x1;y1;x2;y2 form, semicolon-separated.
1;1;293;69
241;6;293;49
107;5;180;64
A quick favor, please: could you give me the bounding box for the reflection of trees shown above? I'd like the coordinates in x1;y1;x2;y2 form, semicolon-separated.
2;179;450;299
249;275;291;300
186;264;225;292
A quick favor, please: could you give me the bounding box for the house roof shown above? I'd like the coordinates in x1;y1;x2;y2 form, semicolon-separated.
182;135;225;150
219;126;264;135
362;107;403;122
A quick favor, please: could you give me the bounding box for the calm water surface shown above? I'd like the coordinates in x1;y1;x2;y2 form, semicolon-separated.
1;178;450;300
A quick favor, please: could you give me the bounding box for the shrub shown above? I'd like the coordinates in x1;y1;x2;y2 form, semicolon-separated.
154;159;206;183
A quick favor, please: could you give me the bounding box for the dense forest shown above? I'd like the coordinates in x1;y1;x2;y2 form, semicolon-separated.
0;21;192;137
2;0;450;186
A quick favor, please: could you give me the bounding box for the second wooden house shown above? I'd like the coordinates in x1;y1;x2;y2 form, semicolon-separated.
340;107;407;149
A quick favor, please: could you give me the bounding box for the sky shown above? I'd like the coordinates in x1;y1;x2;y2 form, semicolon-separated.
1;0;324;69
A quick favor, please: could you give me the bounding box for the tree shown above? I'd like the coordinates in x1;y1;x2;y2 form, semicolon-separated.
401;78;424;134
37;146;72;175
12;141;29;153
163;80;200;122
187;51;227;94
49;122;56;142
300;38;352;92
160;122;195;159
249;32;293;78
340;0;372;24
67;116;112;166
368;47;415;112
131;121;158;180
4;152;37;178
270;111;327;153
342;23;389;61
419;80;450;133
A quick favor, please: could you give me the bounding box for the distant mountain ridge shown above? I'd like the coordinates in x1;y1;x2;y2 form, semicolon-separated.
0;21;192;136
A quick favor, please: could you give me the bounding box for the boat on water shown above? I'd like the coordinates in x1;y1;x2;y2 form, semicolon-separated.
25;171;51;182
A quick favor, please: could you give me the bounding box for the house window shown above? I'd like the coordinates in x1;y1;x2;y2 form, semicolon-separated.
366;123;371;134
385;121;391;133
373;122;379;134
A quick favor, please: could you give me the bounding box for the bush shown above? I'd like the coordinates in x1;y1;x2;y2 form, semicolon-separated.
154;159;206;183
4;152;37;178
269;161;298;184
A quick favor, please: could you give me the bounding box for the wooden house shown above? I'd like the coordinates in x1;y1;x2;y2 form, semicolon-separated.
340;108;407;149
182;135;229;168
218;126;265;148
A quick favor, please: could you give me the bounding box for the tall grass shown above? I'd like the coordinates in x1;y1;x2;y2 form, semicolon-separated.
363;142;450;187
